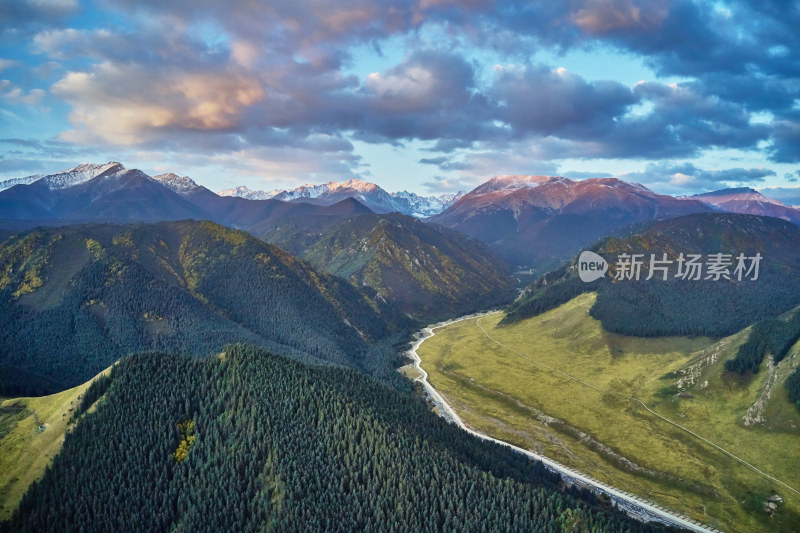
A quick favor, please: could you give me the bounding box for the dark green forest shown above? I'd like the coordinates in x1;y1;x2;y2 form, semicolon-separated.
588;279;800;338
3;345;675;533
0;222;413;396
724;310;800;374
787;368;800;410
503;214;800;338
257;211;515;321
719;309;800;414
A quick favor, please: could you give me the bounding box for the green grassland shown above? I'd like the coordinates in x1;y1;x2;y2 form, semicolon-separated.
417;292;800;533
0;367;110;521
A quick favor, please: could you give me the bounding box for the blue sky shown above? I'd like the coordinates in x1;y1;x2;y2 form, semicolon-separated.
0;0;798;196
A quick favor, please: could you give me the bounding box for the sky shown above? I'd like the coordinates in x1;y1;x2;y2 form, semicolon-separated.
0;0;798;197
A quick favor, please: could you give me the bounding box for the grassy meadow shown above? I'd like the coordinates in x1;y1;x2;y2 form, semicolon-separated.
417;292;800;533
0;367;111;521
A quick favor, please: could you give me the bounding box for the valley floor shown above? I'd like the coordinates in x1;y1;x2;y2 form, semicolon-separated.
414;293;800;533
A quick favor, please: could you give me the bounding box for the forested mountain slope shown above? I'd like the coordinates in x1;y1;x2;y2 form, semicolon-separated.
3;345;675;533
504;213;800;337
284;213;514;320
0;221;410;396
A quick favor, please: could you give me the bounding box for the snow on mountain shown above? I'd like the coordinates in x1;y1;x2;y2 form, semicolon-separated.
469;175;559;196
152;173;202;194
273;183;336;201
0;174;43;191
390;190;464;217
217;179;461;217
0;162;124;191
217;185;281;200
270;179;380;201
0;163;459;217
430;175;715;269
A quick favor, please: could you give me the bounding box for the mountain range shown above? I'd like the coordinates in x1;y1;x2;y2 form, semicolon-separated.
218;179;463;217
0;163;204;222
0;164;509;320
0;220;412;396
0;162;122;191
429;175;715;271
3;162;800;289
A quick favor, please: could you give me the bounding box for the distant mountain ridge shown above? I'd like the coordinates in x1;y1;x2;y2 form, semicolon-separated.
429;175;714;271
217;185;281;200
218;178;463;217
685;187;800;226
152;172;204;194
2;165;461;218
0;162;124;191
0;163;511;321
0;164;205;222
5;162;800;278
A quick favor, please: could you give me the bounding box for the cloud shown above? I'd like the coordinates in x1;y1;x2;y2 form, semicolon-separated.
52;63;265;145
619;161;777;194
570;0;669;36
489;65;637;139
0;0;79;28
418;155;471;171
359;50;499;142
0;80;46;104
365;50;473;114
419;141;561;180
103;0;422;53
769;110;800;163
3;0;799;189
562;170;613;180
32;28;145;62
0;136;108;180
421;174;477;194
759;185;800;205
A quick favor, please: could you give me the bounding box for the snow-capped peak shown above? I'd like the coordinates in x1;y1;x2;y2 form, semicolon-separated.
271;179;380;201
390;190;464;217
0;173;43;191
0;161;125;192
217;185;282;200
152;173;201;194
472;175;562;195
43;162;125;190
336;179;378;193
216;178;463;217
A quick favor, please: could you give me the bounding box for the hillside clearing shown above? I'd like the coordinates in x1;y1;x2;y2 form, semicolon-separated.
0;367;111;521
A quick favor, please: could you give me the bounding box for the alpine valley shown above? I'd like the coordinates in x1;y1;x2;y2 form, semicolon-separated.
2;162;800;533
